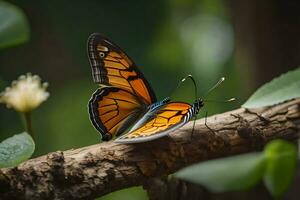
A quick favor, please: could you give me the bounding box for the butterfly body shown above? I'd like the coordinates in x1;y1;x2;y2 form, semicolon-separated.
128;97;171;133
87;33;203;143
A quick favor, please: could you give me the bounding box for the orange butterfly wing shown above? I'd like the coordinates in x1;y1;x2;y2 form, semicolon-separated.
87;34;158;140
115;102;194;143
87;33;156;105
88;87;146;140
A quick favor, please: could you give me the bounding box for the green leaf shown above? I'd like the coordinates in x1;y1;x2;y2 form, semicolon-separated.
0;1;30;49
175;152;266;192
263;140;297;199
97;186;148;200
0;132;35;168
243;67;300;108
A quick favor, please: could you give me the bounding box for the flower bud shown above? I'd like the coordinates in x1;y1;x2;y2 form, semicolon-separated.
0;73;49;112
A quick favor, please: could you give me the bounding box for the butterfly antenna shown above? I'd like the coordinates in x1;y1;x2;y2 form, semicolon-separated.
171;74;198;99
203;77;225;99
182;75;198;100
204;97;236;103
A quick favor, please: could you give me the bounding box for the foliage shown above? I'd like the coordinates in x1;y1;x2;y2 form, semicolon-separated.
0;1;29;49
243;67;300;108
263;140;298;199
175;153;265;192
0;2;36;169
0;132;35;168
97;186;148;200
175;140;297;198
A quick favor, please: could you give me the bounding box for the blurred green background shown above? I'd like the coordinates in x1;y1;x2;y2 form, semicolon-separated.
1;0;300;199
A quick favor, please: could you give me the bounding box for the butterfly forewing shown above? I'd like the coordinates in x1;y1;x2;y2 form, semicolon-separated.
87;33;156;105
115;102;195;143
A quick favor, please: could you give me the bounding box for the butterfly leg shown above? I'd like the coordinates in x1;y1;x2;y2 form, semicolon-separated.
190;115;197;139
204;111;216;134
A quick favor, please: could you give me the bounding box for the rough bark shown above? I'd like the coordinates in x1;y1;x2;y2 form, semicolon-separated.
0;99;299;200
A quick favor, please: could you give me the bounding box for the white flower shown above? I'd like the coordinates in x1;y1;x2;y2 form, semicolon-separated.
0;73;49;113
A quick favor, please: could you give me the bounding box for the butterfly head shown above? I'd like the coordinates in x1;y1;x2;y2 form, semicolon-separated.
194;98;204;111
162;97;171;104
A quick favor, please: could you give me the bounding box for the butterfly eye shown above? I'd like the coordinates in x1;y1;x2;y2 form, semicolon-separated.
99;52;105;58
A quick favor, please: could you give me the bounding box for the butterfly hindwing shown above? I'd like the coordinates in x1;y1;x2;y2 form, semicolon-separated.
115;102;196;143
88;86;147;140
87;33;156;105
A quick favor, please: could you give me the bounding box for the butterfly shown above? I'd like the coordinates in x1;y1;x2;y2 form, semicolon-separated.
87;33;204;143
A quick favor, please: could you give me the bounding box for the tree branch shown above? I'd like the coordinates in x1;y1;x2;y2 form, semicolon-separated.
0;99;300;200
